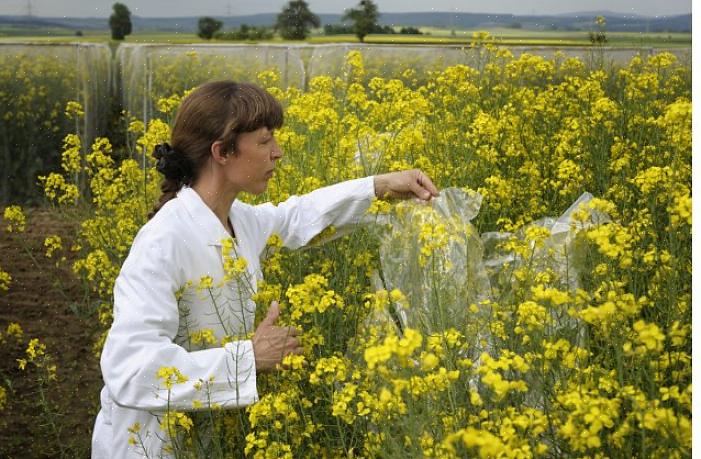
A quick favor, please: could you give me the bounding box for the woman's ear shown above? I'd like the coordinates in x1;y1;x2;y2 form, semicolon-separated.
210;140;228;165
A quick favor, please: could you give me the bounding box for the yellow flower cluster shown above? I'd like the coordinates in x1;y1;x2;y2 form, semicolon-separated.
188;328;217;346
285;274;345;321
64;100;84;119
15;336;57;381
625;319;665;355
3;205;26;233
156;366;188;390
43;235;63;259
0;266;11;292
1;319;64;435
159;410;193;433
364;328;422;370
477;351;529;400
60;132;82;174
221;237;250;283
309;355;349;385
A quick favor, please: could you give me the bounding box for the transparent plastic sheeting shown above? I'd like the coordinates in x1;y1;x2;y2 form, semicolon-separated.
117;44;307;123
117;43;691;124
3;44;691;127
305;44;690;82
0;43;112;146
368;188;610;342
482;191;611;294
7;42;686;153
0;43;112;203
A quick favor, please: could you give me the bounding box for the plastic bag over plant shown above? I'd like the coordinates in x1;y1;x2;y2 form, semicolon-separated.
369;187;490;337
368;188;610;341
482;191;611;299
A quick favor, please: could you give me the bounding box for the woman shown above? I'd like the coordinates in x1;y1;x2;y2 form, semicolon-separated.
91;81;439;458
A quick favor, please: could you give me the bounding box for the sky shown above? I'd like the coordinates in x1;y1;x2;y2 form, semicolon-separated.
0;0;692;18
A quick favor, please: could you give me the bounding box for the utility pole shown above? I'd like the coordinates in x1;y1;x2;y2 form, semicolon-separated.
26;0;33;17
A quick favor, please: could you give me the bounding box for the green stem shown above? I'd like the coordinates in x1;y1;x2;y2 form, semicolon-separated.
37;377;67;458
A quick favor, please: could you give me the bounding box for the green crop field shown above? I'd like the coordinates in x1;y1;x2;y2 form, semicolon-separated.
419;27;691;47
0;25;691;48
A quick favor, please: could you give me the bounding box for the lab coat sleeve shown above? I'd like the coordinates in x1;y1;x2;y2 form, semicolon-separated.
252;176;376;254
100;229;257;412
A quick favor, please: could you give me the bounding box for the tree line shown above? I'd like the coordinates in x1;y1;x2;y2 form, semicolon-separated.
108;0;415;42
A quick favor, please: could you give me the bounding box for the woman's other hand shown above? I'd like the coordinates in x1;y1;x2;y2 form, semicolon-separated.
252;301;303;372
374;169;440;201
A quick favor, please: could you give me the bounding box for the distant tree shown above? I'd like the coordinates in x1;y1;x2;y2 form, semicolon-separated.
246;26;274;40
324;23;354;35
343;0;379;42
109;3;132;40
198;16;223;40
399;26;422;35
373;24;394;34
276;0;320;40
217;24;274;41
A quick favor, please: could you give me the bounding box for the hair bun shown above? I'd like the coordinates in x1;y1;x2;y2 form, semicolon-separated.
153;143;193;183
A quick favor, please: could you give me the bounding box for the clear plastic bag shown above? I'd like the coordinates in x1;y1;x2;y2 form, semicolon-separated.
368;189;610;339
370;188;490;335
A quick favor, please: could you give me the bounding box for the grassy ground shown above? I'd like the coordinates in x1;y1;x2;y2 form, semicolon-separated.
0;28;691;48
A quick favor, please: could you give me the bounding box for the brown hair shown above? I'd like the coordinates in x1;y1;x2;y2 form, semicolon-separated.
149;81;284;218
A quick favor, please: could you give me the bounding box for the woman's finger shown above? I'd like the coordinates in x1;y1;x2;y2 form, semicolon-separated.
409;175;432;200
417;171;440;197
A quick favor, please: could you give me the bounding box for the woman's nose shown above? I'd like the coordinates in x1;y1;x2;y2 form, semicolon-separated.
271;140;283;160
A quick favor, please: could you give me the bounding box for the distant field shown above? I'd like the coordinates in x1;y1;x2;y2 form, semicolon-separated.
0;29;221;44
310;34;583;47
420;27;691;47
0;27;691;48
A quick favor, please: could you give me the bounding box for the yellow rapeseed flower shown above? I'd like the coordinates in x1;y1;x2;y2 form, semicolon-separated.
3;205;26;233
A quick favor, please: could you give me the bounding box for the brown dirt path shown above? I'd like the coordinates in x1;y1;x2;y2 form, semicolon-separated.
1;207;103;458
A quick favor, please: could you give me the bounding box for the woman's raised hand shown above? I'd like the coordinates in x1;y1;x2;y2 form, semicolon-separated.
373;169;440;201
252;301;303;372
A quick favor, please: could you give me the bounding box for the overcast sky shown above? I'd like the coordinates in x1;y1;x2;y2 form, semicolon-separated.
0;0;692;18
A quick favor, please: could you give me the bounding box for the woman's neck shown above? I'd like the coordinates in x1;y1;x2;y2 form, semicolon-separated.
192;179;239;236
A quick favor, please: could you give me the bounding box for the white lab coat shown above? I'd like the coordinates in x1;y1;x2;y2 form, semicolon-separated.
91;177;375;458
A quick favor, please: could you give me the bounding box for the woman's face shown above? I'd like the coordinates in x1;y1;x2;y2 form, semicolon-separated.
226;126;283;195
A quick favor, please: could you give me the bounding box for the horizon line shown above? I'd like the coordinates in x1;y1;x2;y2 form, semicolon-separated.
0;10;692;20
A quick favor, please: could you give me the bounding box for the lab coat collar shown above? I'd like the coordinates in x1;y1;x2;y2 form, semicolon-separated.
176;185;236;247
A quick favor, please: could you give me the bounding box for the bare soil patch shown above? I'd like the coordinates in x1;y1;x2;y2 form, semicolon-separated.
1;207;102;458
